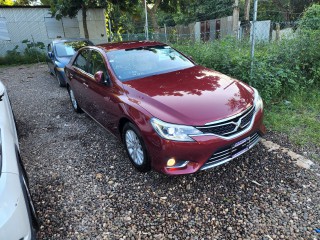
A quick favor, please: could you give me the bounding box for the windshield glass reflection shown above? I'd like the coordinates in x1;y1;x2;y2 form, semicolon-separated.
106;46;194;81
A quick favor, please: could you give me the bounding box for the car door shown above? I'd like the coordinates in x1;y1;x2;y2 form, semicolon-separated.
68;49;91;111
85;50;121;131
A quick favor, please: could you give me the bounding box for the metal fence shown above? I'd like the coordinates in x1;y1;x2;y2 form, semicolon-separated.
0;20;304;65
111;21;298;44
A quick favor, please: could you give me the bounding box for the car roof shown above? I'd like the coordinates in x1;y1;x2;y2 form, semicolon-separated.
96;41;167;52
52;38;91;44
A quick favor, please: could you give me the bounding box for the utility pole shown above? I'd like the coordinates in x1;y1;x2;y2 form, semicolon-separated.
232;0;240;38
250;0;258;79
164;24;168;43
144;0;149;40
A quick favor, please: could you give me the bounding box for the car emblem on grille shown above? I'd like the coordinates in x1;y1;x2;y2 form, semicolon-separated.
235;119;242;130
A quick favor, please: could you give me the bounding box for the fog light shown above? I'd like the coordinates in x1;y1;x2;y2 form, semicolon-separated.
167;158;176;167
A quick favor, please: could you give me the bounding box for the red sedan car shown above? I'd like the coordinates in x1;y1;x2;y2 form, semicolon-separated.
64;41;265;175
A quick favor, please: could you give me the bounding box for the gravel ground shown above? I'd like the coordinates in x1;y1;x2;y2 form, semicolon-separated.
1;63;319;240
265;131;320;163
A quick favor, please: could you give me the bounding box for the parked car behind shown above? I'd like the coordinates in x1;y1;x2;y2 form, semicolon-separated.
0;81;38;239
46;38;93;87
64;41;266;175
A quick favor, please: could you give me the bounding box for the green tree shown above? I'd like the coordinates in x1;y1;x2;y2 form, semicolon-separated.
299;3;320;30
158;0;234;26
257;0;320;22
106;1;144;39
0;0;14;5
40;0;51;5
46;0;108;39
141;0;162;32
13;0;30;5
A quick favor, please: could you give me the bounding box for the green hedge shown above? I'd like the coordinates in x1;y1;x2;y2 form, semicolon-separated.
174;30;320;103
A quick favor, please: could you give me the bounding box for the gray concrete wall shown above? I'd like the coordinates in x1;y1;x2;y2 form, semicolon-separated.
0;7;107;56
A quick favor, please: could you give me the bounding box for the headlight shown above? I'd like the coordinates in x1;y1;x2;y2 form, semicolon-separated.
253;88;263;112
150;118;202;142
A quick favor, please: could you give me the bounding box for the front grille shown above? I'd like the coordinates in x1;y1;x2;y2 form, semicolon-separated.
240;107;255;128
201;132;260;171
196;106;255;137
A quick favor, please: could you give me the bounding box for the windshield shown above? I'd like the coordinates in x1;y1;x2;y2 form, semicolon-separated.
106;45;194;81
55;41;90;57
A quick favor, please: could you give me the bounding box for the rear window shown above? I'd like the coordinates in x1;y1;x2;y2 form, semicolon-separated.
106;45;194;81
55;41;90;57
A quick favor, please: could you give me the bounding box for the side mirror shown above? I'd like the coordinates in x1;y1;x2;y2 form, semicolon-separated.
94;71;110;85
48;52;53;58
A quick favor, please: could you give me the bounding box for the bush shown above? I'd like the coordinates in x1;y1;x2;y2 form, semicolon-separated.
174;26;319;103
299;3;320;31
0;39;46;66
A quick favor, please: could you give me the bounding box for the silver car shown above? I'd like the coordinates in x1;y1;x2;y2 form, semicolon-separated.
0;81;38;239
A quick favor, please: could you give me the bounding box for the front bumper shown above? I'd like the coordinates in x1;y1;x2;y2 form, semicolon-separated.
144;109;266;175
0;173;33;240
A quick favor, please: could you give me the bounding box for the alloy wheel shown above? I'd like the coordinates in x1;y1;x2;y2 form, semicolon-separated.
125;129;144;166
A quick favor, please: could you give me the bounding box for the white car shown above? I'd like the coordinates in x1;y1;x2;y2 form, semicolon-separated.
0;81;38;240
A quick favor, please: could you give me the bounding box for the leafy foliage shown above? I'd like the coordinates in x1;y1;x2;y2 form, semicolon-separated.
157;0;234;26
0;40;46;65
299;3;320;30
48;0;107;19
174;29;319;103
0;0;14;6
257;0;319;22
45;0;108;38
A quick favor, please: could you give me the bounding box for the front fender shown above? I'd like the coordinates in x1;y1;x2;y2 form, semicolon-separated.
117;96;154;139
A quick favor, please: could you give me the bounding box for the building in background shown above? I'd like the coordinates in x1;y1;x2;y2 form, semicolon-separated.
0;6;107;56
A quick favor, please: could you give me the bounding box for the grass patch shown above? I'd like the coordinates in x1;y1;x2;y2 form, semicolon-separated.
265;89;320;147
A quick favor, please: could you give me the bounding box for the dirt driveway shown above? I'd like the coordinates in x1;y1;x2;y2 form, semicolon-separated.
1;64;319;239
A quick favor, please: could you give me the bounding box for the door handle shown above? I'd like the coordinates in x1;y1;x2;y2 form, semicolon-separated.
83;82;89;88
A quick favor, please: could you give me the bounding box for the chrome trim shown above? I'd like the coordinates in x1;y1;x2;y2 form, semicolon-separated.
200;134;261;171
197;120;237;129
210;151;230;159
203;105;253;126
197;105;254;130
190;106;257;140
166;161;189;169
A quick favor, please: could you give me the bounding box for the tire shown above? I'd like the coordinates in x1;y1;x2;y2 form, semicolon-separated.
55;70;66;87
67;87;83;113
122;122;151;172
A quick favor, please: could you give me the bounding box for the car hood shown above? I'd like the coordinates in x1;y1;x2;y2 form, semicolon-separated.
122;66;254;126
56;56;72;67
